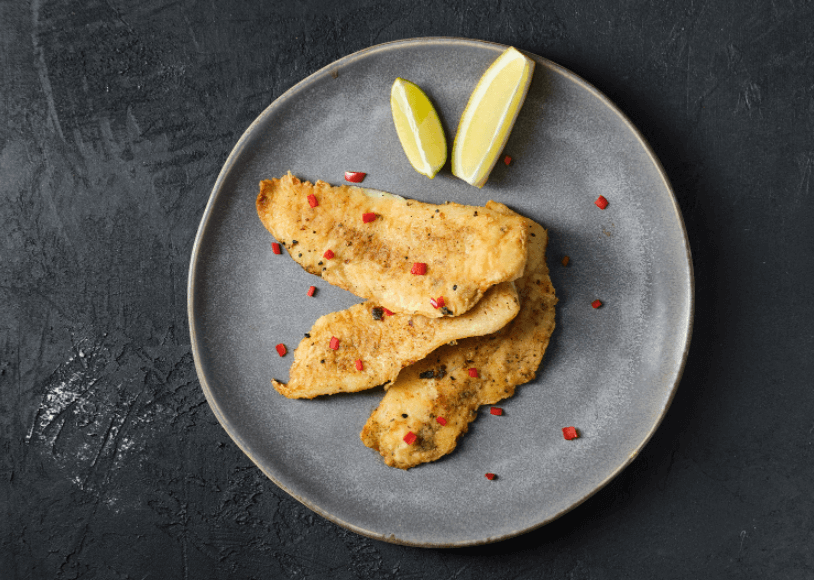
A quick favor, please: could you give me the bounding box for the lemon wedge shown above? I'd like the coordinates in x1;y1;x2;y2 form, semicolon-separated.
452;47;535;187
390;78;447;178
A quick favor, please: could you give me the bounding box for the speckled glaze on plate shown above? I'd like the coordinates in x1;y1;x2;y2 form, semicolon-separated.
188;38;693;547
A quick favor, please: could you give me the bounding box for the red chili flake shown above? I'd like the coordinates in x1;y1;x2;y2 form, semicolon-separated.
329;336;340;350
595;195;609;210
355;359;363;371
592;299;603;309
503;155;512;165
411;262;427;275
323;249;335;259
561;256;570;267
562;426;579;440
485;472;497;481
436;417;447;426
403;431;417;445
345;171;366;183
490;407;503;416
307;286;316;297
468;368;479;378
382;307;394;316
430;296;445;309
271;242;282;255
362;212;377;223
307;194;318;208
275;344;287;357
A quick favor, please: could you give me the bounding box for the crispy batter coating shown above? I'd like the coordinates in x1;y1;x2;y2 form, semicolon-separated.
256;174;528;318
360;202;557;469
272;282;520;399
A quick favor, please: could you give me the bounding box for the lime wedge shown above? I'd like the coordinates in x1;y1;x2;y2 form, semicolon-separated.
390;78;447;179
451;47;535;188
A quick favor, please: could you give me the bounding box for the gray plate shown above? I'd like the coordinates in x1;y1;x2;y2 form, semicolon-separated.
188;38;693;547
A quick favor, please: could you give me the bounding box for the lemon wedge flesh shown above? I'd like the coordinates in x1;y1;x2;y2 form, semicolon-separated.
391;78;447;178
452;47;535;188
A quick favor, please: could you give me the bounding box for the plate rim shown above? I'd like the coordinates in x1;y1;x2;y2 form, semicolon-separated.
187;36;695;547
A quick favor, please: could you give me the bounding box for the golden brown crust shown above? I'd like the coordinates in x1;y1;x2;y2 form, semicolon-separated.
272;282;520;399
360;203;557;469
256;174;528;318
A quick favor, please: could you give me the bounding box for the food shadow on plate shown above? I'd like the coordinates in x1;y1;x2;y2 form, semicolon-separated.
418;84;455;176
481;58;555;189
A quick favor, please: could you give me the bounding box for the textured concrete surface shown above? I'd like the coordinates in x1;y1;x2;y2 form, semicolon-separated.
2;0;813;578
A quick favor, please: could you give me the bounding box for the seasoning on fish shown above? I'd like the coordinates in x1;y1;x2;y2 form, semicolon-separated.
360;203;556;469
271;282;521;399
256;173;529;318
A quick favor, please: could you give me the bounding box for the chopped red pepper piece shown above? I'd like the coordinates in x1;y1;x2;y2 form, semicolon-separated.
307;194;318;208
561;256;570;267
362;212;377;223
436;417;447;426
411;262;427;275
403;431;417;445
355;359;363;371
345;171;366;183
275;344;287;357
562;426;579;440
592;299;603;309
485;472;497;480
468;368;479;378
329;336;340;350
323;249;335;259
271;242;282;255
490;407;503;416
382;307;394;316
307;286;316;297
430;296;445;309
503;155;512;165
595;195;609;210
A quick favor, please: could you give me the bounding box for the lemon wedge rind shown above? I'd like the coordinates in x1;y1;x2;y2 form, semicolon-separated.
390;77;447;179
451;47;535;188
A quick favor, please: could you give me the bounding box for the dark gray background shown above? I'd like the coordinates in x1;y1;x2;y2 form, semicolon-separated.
2;1;812;578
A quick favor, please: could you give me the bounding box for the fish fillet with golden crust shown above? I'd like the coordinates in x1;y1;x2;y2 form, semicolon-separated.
272;282;520;399
360;202;557;469
256;174;528;318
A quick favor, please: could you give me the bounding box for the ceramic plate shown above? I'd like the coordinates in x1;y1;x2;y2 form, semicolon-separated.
188;38;693;547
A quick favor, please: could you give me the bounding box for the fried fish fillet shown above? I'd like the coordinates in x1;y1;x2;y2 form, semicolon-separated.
272;282;520;399
256;174;528;318
360;202;556;469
